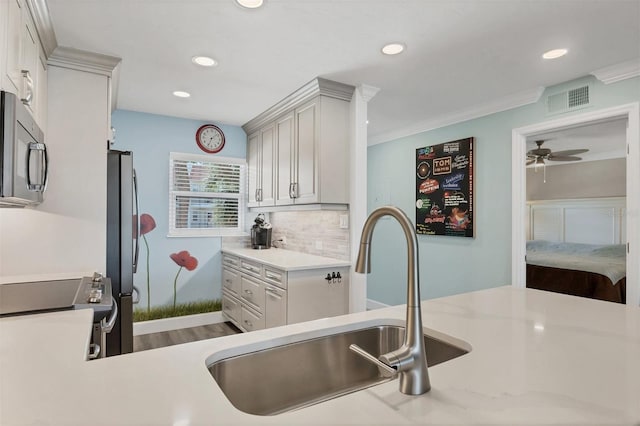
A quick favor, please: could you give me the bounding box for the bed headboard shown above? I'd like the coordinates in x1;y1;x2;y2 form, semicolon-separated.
526;197;626;245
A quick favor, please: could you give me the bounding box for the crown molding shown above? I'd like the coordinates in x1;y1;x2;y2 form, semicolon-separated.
24;0;58;58
243;77;355;135
48;46;122;77
358;84;380;102
368;86;545;146
591;59;640;85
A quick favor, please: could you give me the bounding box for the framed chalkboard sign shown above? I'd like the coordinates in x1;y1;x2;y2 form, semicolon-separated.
416;137;474;237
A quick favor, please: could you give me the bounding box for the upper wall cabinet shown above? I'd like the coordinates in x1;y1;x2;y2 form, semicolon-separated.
247;124;276;208
243;78;355;210
0;0;48;129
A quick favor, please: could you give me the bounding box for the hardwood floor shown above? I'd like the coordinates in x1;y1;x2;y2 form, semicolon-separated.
134;322;241;352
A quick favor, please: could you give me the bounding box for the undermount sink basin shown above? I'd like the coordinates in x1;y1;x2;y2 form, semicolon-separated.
207;324;471;416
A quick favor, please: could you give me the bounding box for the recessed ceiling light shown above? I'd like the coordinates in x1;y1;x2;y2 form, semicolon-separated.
236;0;263;8
192;56;217;67
173;91;191;98
542;48;568;59
381;43;405;55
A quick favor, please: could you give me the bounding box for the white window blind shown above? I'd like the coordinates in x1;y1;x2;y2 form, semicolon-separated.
169;152;246;237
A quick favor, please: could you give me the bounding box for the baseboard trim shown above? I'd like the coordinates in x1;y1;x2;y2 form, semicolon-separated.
133;311;224;336
366;299;390;310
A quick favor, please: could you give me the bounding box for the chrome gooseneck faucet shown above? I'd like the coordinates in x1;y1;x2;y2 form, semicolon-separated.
351;205;431;395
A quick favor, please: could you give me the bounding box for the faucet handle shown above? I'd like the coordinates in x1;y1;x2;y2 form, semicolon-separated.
349;344;397;378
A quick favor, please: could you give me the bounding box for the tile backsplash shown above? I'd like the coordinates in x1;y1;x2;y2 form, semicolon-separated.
269;210;350;260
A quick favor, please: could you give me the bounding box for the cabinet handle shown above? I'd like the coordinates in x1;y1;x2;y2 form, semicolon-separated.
257;188;263;202
244;319;253;327
20;70;34;106
244;289;253;295
265;271;280;280
291;182;298;198
266;289;282;299
225;279;232;284
288;183;294;199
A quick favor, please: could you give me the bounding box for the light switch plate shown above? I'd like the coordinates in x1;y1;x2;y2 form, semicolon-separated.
339;215;349;229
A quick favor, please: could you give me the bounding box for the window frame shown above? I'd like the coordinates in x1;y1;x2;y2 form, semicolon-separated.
168;152;247;237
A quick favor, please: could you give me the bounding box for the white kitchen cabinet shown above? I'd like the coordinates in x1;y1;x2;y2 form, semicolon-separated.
2;0;23;95
221;252;349;332
1;0;47;129
275;111;295;205
244;78;354;210
264;284;286;328
247;125;275;208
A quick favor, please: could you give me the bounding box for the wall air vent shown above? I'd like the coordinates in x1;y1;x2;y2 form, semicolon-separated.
546;85;590;114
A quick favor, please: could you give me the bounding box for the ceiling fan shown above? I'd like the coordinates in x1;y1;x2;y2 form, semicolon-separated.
526;140;589;166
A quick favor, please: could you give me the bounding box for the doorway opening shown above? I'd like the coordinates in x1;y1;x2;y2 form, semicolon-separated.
511;103;640;306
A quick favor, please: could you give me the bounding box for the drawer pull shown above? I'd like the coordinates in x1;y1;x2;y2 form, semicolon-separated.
225;279;232;283
265;271;281;280
244;319;253;327
266;289;282;299
244;289;253;295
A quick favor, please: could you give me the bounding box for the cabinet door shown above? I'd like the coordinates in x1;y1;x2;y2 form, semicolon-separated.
240;274;265;313
222;292;241;325
222;267;241;295
240;305;265;332
275;112;295;205
260;123;275;206
247;132;260;207
294;99;318;204
265;284;287;328
20;16;37;113
3;0;22;94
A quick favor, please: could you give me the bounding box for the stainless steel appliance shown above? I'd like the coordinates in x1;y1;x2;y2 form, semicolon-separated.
106;150;139;356
0;274;117;359
0;91;48;207
251;213;272;249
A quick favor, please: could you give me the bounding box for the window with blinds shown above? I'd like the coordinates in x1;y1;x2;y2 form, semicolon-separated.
169;152;246;236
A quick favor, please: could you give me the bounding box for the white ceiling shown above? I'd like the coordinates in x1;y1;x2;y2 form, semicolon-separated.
526;117;628;165
46;0;640;144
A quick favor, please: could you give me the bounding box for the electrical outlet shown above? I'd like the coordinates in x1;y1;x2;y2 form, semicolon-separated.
339;214;349;229
315;240;323;250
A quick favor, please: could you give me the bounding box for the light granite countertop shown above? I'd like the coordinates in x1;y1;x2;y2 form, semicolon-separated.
221;247;351;271
1;286;639;425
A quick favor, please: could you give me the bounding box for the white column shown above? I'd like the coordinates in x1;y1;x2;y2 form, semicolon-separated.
349;84;380;313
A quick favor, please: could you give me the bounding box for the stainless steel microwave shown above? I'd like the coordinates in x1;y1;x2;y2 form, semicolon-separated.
0;91;48;207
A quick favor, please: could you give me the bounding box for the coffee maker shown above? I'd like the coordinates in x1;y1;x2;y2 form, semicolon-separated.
251;213;272;249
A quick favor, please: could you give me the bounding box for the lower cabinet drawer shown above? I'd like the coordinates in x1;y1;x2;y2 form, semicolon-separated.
222;292;241;324
240;305;265;332
222;267;241;295
240;275;265;313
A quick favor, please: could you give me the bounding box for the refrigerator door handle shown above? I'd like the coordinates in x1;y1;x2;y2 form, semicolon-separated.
132;285;140;304
132;169;141;273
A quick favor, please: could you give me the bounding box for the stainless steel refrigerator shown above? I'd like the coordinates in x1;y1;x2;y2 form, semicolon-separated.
106;150;139;356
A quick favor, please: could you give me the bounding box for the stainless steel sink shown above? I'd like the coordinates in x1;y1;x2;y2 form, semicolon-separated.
207;324;470;416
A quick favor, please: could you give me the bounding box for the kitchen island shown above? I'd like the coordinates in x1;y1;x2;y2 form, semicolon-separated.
1;286;639;425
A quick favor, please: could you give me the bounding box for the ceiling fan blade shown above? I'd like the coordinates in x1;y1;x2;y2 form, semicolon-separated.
549;149;589;157
546;156;582;162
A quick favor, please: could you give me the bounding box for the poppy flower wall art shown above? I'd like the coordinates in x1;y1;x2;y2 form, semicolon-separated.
170;250;199;309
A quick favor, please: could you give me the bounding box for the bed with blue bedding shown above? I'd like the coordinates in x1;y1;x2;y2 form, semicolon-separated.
526;240;627;304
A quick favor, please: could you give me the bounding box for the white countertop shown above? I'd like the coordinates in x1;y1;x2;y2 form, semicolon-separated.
1;286;639;425
221;247;351;271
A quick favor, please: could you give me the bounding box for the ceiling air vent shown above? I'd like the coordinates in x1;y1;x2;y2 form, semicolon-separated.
546;85;590;114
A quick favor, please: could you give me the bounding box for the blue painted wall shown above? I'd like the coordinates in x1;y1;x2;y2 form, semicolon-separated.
367;75;640;305
111;110;246;310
